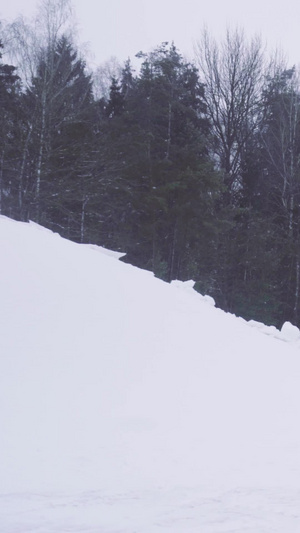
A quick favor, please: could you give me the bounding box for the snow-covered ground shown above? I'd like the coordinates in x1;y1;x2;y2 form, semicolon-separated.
1;215;300;532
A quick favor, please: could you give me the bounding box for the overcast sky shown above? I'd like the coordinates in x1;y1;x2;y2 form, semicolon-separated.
1;0;300;69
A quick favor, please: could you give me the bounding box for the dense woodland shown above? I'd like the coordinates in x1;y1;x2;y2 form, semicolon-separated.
2;0;300;328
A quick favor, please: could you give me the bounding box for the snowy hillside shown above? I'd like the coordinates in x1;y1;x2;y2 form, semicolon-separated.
1;215;300;533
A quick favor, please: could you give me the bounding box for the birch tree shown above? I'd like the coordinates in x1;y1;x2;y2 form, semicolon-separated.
260;66;300;323
5;0;74;86
4;0;79;221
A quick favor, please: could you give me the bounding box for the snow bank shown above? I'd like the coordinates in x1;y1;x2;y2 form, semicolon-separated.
171;278;215;306
1;216;300;533
281;320;300;342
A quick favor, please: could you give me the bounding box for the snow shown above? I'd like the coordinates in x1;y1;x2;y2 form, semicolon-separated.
1;214;300;532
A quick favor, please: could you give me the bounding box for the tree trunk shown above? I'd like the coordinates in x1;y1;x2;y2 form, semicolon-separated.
80;196;88;243
166;102;172;160
0;149;4;214
35;91;47;222
294;253;300;324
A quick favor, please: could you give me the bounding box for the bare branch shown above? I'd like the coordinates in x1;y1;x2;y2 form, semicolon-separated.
195;27;265;191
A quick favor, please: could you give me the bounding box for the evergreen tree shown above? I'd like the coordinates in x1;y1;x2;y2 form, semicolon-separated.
97;43;221;282
0;39;21;217
106;76;125;117
23;35;95;238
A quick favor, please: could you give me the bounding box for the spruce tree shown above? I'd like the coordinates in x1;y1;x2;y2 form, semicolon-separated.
23;35;95;238
0;39;21;217
97;43;221;282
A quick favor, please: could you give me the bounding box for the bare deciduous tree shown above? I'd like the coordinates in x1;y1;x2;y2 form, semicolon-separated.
260;63;300;321
92;56;123;100
195;28;265;195
3;0;81;221
3;0;74;86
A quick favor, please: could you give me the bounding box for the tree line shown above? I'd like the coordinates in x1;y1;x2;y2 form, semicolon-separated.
1;0;300;328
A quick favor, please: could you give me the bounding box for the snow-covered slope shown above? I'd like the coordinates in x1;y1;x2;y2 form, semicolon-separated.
1;215;300;533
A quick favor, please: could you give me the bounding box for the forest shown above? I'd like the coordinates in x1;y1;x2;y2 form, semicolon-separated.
1;0;300;328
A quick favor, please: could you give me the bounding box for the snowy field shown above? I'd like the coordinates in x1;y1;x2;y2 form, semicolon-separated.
1;215;300;532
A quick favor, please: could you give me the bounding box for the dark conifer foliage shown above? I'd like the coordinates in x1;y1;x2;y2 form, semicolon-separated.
10;35;96;239
4;23;300;329
97;44;221;282
0;40;21;216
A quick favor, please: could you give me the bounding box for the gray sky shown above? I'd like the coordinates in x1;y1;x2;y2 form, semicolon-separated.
1;0;300;68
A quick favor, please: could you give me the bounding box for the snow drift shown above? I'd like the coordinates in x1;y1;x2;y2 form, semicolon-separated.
1;215;300;532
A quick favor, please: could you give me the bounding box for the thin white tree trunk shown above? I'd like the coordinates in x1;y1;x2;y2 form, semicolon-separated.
36;92;46;206
166;102;172;160
80;196;88;243
18;124;33;217
294;254;300;321
0;149;4;214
